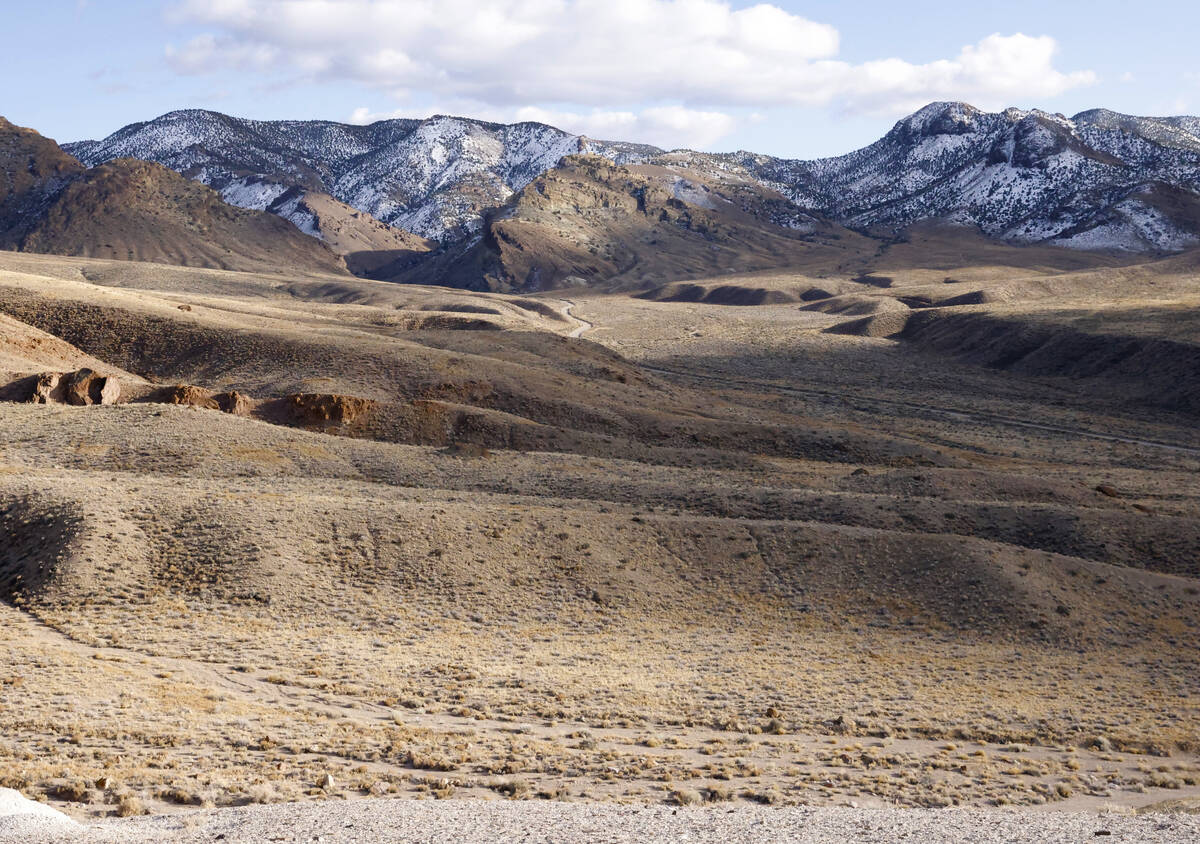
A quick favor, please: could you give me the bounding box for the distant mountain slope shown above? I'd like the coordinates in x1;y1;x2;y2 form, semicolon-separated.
21;159;348;273
725;102;1200;252
391;154;870;293
65;110;416;192
1;118;346;275
67;110;656;241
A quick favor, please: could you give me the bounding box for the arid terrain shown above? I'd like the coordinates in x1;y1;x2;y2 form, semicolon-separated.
1;226;1198;829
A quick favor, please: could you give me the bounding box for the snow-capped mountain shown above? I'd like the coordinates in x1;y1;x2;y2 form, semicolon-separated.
725;102;1200;252
65;110;655;240
66;102;1200;256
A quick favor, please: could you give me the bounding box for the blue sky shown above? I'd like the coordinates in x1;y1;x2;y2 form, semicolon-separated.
8;1;1200;158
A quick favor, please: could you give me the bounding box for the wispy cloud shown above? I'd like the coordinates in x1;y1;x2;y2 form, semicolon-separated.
349;102;737;148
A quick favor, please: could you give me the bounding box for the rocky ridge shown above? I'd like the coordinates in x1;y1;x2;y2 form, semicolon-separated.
726;102;1200;252
66;110;656;241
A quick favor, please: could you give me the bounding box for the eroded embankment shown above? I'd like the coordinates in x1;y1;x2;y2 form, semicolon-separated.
897;310;1200;415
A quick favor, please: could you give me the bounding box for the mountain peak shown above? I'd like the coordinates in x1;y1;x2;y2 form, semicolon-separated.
893;102;983;139
1072;107;1126;123
155;108;227;121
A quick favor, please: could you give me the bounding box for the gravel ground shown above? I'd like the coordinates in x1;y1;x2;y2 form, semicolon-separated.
4;800;1198;844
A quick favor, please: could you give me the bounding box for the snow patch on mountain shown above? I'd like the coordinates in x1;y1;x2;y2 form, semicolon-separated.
1053;199;1200;252
220;178;290;212
268;193;322;239
671;177;725;209
717;102;1200;252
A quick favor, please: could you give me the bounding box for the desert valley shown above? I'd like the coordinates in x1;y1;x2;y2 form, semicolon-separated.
0;97;1199;841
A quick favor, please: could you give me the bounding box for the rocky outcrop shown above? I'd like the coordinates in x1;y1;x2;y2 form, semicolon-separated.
148;385;252;415
27;369;120;406
287;393;374;426
214;391;251;416
30;372;63;404
22;375;256;415
160;384;220;410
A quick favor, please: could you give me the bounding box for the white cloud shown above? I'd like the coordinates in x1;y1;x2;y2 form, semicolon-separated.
166;0;842;104
349;103;737;149
833;33;1096;116
514;105;736;148
166;33;280;74
167;1;1095;135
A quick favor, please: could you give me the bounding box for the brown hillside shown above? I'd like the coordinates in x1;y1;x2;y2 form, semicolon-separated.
0;117;84;201
17;158;347;274
0;116;86;245
394;154;873;292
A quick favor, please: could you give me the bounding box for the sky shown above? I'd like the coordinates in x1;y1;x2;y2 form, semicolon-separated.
7;0;1200;158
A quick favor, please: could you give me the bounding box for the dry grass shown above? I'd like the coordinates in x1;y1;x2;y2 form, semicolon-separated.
0;250;1197;819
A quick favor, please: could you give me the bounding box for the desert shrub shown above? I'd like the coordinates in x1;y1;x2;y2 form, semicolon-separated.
405;750;458;772
670;788;702;806
47;780;90;803
116;794;147;817
704;785;733;802
489;779;530;798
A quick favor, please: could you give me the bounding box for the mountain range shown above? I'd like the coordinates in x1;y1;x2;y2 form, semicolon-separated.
4;101;1198;291
64;110;656;242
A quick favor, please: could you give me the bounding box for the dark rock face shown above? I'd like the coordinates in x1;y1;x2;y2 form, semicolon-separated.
214;391;251;416
30;373;63;404
287;393;374;427
64;369;119;406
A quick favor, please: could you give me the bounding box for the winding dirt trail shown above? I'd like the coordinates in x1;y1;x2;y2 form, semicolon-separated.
557;298;593;338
